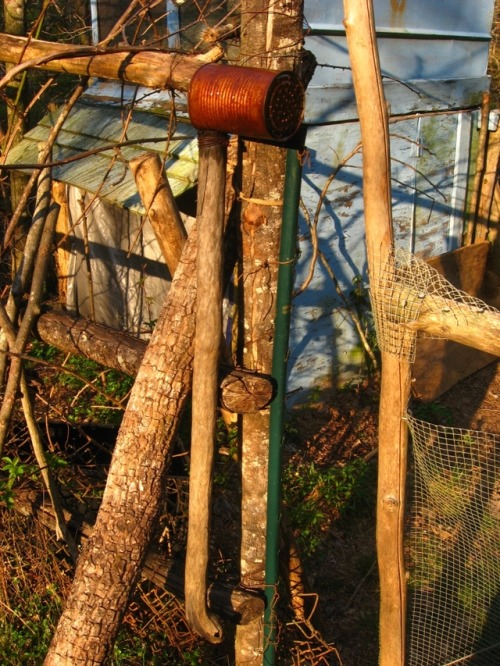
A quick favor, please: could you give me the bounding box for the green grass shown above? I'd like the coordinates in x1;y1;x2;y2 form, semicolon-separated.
283;457;376;556
28;340;134;424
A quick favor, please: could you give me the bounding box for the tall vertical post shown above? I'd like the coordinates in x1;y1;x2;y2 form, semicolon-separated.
264;148;302;664
343;1;411;664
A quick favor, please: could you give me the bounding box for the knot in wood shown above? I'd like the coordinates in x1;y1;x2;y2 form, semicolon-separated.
381;495;399;511
242;202;266;232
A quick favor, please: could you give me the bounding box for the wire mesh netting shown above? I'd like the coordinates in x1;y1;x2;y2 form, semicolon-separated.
406;413;500;665
370;248;497;362
370;245;500;664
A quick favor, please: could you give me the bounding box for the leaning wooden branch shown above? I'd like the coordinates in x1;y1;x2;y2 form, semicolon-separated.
402;292;500;356
1;83;86;249
0;182;60;454
45;227;200;664
0;308;78;561
0;161;53;385
0;33;223;92
129;152;187;276
35;311;273;413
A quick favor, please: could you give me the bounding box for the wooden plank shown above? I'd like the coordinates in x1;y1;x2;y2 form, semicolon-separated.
412;241;496;401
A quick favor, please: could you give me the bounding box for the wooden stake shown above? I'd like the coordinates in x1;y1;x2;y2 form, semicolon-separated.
184;132;227;643
476;127;500;243
129;152;187;276
464;92;491;245
343;2;410;664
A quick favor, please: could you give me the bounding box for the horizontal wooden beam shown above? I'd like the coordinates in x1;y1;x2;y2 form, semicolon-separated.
36;310;273;413
13;489;265;625
0;33;222;91
401;290;500;357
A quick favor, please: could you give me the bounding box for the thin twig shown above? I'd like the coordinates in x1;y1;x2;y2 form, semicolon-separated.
293;142;362;298
317;248;378;370
0;160;53;385
0;196;59;454
0;303;78;561
3;82;85;250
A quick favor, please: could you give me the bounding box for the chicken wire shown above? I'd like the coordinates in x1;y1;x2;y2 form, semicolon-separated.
370;248;497;362
405;413;500;665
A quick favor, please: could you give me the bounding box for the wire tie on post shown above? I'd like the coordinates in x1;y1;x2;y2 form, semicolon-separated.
197;130;229;149
238;194;284;207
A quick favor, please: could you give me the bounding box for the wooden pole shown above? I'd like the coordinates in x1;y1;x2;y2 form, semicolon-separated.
129;152;187;276
35;310;273;413
343;2;410;664
0;33;222;92
464;92;491;245
184;131;227;643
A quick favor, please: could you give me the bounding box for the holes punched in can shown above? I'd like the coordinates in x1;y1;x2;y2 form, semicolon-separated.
188;64;304;141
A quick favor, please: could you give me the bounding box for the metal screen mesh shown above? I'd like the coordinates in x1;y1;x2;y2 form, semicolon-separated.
369;245;500;664
370;248;497;362
406;413;500;665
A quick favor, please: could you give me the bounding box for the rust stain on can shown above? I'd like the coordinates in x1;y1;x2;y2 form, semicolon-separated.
188;64;304;141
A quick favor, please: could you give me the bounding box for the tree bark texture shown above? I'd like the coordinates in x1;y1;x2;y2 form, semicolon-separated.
236;1;304;663
184;133;227;642
343;2;410;665
44;226;201;665
0;33;221;92
35;310;273;413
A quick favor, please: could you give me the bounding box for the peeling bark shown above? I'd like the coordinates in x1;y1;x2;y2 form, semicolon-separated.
236;1;304;662
45;227;201;665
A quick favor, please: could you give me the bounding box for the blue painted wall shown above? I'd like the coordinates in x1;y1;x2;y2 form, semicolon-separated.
287;0;495;400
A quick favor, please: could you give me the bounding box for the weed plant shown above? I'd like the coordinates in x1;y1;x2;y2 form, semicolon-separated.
282;457;376;557
28;340;133;424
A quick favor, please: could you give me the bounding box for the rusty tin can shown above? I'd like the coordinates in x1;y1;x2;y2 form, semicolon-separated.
188;64;304;141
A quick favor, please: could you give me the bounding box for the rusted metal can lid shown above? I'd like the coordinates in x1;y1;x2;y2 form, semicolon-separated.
188;64;304;141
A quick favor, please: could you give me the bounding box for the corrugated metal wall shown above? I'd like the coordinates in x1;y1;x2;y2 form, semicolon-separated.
287;0;495;400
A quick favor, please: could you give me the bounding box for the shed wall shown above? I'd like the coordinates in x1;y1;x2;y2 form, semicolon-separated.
287;0;494;400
